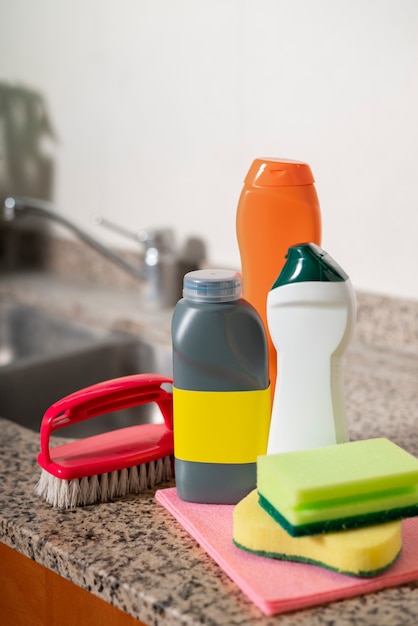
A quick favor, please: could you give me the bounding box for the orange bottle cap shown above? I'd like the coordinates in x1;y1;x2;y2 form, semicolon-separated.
244;158;315;187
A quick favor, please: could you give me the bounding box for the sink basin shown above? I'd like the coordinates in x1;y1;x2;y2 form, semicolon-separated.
0;302;105;366
0;304;172;438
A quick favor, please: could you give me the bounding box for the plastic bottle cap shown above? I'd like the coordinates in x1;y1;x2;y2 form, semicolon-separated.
183;269;242;303
244;158;315;187
271;243;349;289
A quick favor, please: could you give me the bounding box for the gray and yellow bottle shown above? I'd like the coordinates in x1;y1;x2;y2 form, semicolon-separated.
172;269;270;504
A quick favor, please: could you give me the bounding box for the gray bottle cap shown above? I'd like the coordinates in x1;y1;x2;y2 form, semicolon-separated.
183;269;242;303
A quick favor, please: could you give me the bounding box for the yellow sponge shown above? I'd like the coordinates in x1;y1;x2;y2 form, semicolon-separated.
233;490;402;577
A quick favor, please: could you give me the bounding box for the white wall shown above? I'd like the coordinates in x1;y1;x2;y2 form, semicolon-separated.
1;0;418;300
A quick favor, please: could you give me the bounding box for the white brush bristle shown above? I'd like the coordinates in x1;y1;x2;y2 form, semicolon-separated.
36;457;173;509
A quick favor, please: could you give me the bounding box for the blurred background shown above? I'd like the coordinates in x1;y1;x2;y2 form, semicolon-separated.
0;0;417;300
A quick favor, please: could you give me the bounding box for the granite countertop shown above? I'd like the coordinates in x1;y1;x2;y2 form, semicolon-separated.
1;271;418;625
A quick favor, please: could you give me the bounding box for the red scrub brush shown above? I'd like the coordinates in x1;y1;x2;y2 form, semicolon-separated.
36;373;174;508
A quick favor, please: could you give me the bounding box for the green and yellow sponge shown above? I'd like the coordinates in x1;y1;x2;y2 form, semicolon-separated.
257;438;418;537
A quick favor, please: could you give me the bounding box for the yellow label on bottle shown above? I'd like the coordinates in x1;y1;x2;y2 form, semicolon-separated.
173;387;271;464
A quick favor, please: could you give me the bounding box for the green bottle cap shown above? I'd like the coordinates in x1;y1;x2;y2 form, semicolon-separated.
272;243;348;289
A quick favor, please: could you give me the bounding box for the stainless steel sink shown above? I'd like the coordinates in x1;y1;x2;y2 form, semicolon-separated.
0;304;172;438
0;302;108;366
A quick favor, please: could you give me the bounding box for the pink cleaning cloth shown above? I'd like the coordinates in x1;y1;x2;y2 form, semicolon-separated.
155;487;418;616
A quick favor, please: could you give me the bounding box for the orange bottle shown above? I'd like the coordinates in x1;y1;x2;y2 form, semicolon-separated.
236;158;322;396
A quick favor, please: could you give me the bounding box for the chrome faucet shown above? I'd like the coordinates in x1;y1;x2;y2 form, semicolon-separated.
2;196;202;308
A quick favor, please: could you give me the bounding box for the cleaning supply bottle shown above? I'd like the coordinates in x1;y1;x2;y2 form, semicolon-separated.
236;158;322;396
266;243;356;454
172;269;270;504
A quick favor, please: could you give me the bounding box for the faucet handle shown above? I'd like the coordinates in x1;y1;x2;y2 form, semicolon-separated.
92;213;181;307
91;214;175;253
91;213;139;243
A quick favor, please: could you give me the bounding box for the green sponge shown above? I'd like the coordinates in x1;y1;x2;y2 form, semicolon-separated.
257;438;418;536
233;490;402;577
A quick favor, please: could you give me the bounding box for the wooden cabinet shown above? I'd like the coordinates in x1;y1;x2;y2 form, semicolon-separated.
0;542;145;626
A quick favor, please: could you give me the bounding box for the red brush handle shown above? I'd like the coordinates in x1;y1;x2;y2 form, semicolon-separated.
39;373;173;468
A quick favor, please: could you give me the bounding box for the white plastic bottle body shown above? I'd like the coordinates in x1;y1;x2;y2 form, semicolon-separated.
267;279;356;454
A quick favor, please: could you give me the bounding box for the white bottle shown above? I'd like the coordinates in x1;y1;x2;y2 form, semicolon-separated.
267;243;356;454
